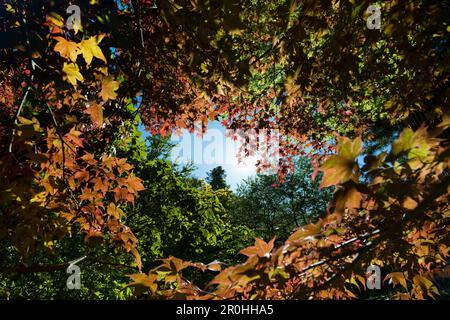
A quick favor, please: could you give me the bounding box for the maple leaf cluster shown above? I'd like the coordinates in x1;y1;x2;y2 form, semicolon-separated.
0;0;449;300
0;1;144;269
128;118;450;299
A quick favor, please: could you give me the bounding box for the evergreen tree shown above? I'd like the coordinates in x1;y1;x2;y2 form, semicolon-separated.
206;166;229;190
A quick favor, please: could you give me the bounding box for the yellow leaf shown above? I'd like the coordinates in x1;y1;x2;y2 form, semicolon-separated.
63;62;83;86
54;37;80;62
385;272;408;290
5;4;16;14
97;66;109;76
319;137;362;188
412;274;440;297
413;275;434;289
79;35;107;66
107;203;125;219
100;76;119;101
320;156;354;188
30;191;48;204
339;136;362;161
46;12;64;31
44;240;54;248
402;197;418;210
128;273;158;294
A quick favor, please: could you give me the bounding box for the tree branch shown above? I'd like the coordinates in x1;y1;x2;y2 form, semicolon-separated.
9;0;36;153
289;174;450;298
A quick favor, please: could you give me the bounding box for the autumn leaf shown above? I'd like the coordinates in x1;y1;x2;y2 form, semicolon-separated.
81;152;97;165
125;174;145;194
73;170;90;182
118;231;142;270
79;35;107;66
84;102;103;128
79;187;95;202
391;126;440;170
412;275;439;296
392;128;416;155
338;136;363;161
54;37;80;62
392;126;436;159
334;186;362;214
115;158;134;174
100;76;119;101
107;203;125;219
128;273;158;294
320;137;362;188
402;197;418;210
114;187;134;202
239;238;275;258
288;223;322;243
63;62;84;86
132;248;142;271
385;272;408;290
46;12;64;28
168;256;191;273
46;12;64;34
320;156;355;188
101;155;116;171
65;127;84;147
93;177;108;195
206;260;223;272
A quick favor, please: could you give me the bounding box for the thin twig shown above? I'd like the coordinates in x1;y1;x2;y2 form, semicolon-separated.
9;76;33;153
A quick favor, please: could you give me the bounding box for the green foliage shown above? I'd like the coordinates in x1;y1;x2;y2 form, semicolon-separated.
128;120;450;300
231;157;332;240
0;229;135;299
129;159;253;268
0;123;254;298
0;0;449;301
206;166;229;190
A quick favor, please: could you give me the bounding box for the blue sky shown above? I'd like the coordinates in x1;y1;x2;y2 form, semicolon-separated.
139;121;258;190
169;121;257;190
